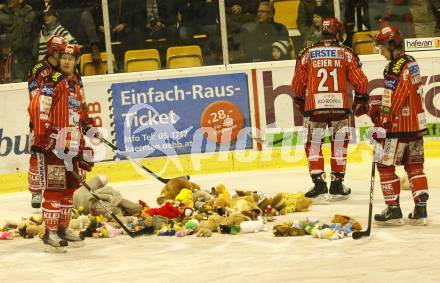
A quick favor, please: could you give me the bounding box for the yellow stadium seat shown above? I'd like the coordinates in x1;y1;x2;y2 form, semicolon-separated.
166;45;203;69
80;52;116;76
352;31;379;55
274;0;300;29
124;49;161;72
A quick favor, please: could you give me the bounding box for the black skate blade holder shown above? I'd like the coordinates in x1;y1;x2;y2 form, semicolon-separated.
93;134;189;184
71;171;153;238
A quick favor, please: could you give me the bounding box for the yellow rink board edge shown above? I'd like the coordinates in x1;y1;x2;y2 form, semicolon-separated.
1;140;440;194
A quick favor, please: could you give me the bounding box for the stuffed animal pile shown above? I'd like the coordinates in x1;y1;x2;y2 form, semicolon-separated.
273;214;363;240
4;175;368;242
136;177;313;237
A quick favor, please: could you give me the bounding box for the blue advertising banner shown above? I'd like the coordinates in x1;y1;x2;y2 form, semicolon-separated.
111;73;252;158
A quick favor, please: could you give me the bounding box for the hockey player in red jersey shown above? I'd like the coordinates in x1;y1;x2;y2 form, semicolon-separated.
28;44;94;251
28;35;67;209
291;18;369;203
372;26;429;226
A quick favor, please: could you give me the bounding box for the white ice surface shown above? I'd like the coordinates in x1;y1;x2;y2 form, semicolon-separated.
1;161;440;283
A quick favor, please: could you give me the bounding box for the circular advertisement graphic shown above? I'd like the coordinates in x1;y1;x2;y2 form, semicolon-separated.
200;100;244;144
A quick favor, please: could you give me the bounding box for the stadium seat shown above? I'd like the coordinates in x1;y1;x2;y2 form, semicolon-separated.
274;0;300;29
80;52;116;76
166;45;203;69
124;49;161;72
352;31;379;55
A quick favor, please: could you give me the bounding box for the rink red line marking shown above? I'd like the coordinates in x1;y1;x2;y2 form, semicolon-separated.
251;69;262;151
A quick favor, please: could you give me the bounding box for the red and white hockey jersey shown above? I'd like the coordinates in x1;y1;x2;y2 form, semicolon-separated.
291;40;368;117
379;54;427;138
28;71;89;150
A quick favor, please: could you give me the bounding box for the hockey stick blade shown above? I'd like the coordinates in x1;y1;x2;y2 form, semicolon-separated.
352;229;370;240
95;135;189;184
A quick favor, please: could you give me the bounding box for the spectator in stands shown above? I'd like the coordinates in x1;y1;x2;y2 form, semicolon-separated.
48;0;101;68
132;0;179;48
431;0;440;34
225;0;258;22
380;0;415;38
240;1;290;62
225;0;259;62
24;0;46;33
34;7;76;61
96;0;132;45
0;0;37;81
94;0;135;70
344;0;370;47
272;39;291;60
178;0;221;65
297;0;334;48
0;33;20;83
409;0;439;37
302;6;330;47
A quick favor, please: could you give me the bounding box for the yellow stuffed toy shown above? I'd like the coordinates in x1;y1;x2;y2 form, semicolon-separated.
212;184;232;207
280;193;312;214
174;188;194;208
157;177;201;205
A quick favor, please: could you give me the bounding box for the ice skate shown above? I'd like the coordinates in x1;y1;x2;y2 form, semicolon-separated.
305;173;329;205
58;227;85;248
408;204;428;226
43;229;68;253
31;192;42;209
329;173;351;201
374;205;404;226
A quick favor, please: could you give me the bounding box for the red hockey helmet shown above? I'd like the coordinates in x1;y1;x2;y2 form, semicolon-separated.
322;17;345;39
375;26;403;50
47;35;67;58
60;43;81;64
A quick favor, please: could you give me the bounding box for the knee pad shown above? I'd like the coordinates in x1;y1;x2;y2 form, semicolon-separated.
377;165;398;181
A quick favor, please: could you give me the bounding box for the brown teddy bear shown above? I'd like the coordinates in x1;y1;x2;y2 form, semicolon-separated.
229;196;261;215
17;214;45;239
225;213;250;226
294;196;312;212
157;177;201;205
257;193;284;212
273;222;306;237
235;189;260;203
332;214;363;232
196;214;226;237
192;190;212;211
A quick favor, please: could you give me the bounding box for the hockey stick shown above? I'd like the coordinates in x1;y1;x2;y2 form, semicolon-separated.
352;143;377;240
96;135;189;184
71;171;153;238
